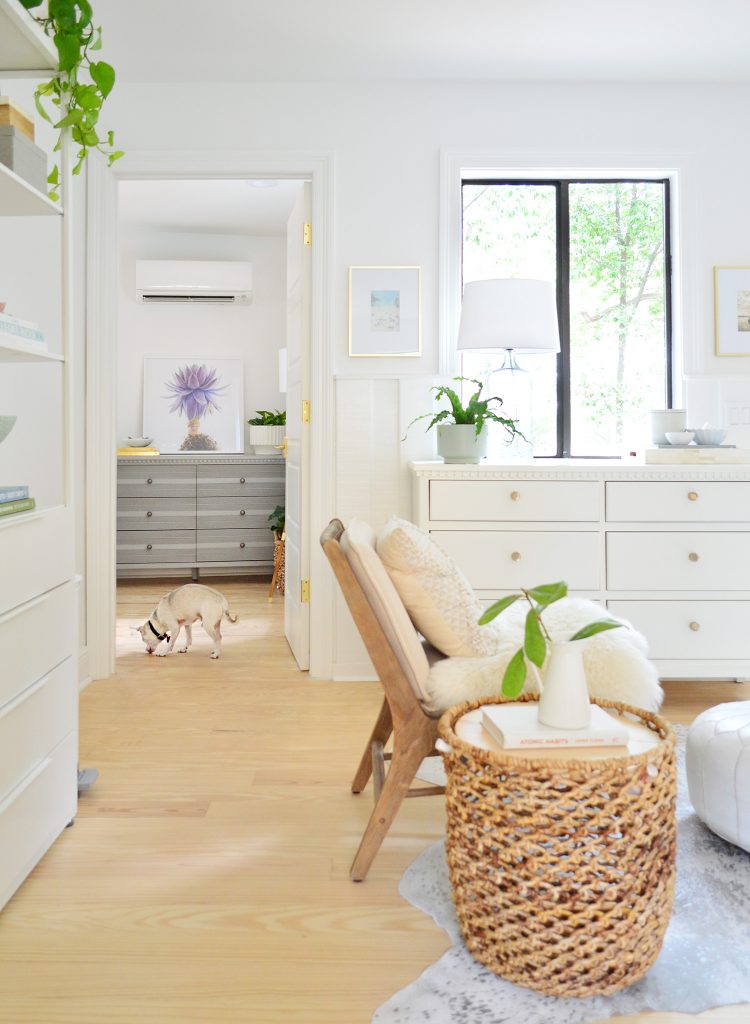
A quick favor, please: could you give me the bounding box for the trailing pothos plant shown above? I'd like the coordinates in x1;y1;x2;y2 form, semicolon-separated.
478;581;623;698
405;377;523;442
18;0;123;200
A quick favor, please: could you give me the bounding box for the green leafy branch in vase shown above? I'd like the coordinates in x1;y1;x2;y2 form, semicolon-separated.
478;581;623;698
404;377;525;441
18;0;123;200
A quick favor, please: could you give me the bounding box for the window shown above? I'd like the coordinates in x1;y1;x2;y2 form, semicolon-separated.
461;179;672;457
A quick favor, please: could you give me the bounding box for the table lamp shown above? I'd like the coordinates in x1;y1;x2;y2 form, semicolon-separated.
457;278;560;454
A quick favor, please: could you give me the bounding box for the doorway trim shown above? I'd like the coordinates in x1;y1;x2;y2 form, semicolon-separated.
86;149;336;680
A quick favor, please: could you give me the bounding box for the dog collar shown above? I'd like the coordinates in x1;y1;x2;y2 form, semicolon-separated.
147;619;169;642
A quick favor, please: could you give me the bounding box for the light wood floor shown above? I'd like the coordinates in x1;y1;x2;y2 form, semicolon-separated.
0;578;748;1024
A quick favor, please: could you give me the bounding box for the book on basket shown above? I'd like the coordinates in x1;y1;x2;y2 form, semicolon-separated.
0;312;45;345
0;497;35;517
481;702;629;750
0;485;29;502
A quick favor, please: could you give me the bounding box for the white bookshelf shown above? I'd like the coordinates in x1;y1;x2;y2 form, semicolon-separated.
0;0;78;914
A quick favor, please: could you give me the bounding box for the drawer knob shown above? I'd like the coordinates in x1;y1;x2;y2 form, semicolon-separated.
510;490;521;501
146;544;152;551
146;477;153;485
689;621;701;632
240;477;246;484
688;552;700;562
240;542;246;549
511;551;522;562
146;510;153;517
688;491;699;501
240;509;246;516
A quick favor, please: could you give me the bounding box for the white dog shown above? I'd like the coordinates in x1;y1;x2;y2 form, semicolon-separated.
136;584;238;659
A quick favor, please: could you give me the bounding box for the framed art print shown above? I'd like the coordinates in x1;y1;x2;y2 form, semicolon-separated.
715;266;750;356
348;265;422;357
143;357;244;453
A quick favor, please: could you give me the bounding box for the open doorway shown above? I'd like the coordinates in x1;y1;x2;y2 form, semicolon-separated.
111;177;311;670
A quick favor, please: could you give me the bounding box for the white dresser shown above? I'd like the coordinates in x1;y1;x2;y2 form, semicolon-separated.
412;460;750;681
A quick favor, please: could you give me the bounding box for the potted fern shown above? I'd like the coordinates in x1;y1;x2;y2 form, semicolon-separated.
407;377;523;464
247;409;286;455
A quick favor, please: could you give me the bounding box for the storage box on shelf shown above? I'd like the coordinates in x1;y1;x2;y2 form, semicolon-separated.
116;455;285;578
412;460;750;680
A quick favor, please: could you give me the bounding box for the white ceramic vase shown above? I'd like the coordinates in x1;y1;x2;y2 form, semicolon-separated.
248;424;285;455
537;640;591;730
436;424;488;464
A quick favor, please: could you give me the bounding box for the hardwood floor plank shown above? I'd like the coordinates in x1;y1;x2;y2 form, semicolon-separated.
0;578;746;1023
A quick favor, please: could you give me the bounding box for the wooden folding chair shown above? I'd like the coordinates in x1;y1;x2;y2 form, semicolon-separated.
320;518;445;882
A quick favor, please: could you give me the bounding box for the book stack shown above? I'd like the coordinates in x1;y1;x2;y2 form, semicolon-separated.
117;446;160;457
0;311;46;349
481;703;629;752
0;485;35;519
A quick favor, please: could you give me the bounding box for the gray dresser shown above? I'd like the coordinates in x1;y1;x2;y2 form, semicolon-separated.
117;455;285;578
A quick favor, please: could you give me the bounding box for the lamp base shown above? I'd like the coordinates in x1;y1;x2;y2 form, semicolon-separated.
489;351;534;460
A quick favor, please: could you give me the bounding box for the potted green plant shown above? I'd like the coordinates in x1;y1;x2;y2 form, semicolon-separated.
247;408;286;455
479;581;623;728
18;0;123;201
406;377;523;464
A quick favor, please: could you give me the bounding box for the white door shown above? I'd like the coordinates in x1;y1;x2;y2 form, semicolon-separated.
284;183;312;669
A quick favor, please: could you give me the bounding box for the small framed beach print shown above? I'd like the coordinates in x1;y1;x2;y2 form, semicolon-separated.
348;266;422;357
715;266;750;356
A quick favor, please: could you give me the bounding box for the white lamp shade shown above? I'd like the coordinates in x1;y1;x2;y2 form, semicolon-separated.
457;278;560;353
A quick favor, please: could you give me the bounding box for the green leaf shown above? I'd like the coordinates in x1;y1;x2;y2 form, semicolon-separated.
47;165;59;186
477;593;519;625
77;90;101;110
502;648;527;699
54;107;84;127
48;190;60;203
569;619;624;642
33;91;52;123
524;609;547;668
108;150;125;164
90;60;115;98
82;129;99;146
90;27;103;51
526;581;568;608
54;30;81;72
18;0;45;9
107;130;114;146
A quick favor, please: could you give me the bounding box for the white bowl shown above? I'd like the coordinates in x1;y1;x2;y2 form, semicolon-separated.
126;436;153;447
692;428;727;446
665;430;695;446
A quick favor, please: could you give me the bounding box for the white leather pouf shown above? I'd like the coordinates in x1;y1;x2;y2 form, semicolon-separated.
686;702;750;851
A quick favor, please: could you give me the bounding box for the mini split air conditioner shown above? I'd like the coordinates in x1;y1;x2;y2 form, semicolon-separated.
135;260;253;304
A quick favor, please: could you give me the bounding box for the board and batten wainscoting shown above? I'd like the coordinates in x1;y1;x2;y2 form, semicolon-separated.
117;455;285;579
412;460;750;681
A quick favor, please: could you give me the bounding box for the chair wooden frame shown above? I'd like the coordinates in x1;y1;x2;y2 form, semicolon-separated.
320;519;444;881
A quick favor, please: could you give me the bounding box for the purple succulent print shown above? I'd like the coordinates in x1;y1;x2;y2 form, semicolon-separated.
164;364;228;420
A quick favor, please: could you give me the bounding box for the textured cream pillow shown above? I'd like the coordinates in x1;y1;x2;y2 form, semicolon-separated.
377;515;500;657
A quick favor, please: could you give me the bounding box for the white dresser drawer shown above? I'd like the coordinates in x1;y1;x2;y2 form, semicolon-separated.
606;481;750;523
0;731;77;912
430;480;599;522
607;532;750;591
608;600;750;660
0;658;77;802
431;530;600;591
0;582;75;709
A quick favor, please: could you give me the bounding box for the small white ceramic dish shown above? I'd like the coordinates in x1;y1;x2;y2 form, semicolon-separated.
666;430;695;446
126;436;153;447
692;428;728;446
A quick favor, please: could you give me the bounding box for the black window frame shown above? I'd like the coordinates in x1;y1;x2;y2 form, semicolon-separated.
461;177;673;459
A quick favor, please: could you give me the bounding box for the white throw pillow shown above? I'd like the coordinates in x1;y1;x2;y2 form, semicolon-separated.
376;515;500;657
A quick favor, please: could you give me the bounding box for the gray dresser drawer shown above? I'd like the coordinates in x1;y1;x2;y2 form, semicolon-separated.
118;464;196;498
116;531;196;564
197;463;285;497
197;529;274;563
197;495;281;530
117;497;196;532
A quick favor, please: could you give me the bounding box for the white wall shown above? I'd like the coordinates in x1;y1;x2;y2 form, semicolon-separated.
95;79;750;676
116;226;286;448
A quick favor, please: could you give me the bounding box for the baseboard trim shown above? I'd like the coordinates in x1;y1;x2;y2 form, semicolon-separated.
78;647;92;691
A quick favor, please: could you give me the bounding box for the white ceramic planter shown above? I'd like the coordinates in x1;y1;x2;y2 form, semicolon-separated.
436;424;488;464
248;424;285;455
537;641;591;730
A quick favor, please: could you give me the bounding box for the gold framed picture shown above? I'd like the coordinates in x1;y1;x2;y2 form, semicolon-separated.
714;265;750;356
348;265;421;357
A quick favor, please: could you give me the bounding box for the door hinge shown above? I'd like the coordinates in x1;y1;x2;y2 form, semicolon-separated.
302;399;311;424
303;222;312;246
300;579;310;603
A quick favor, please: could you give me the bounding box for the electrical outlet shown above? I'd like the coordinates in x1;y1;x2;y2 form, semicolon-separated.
723;402;750;427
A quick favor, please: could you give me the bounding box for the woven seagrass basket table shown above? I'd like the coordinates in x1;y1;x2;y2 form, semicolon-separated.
438;694;676;998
